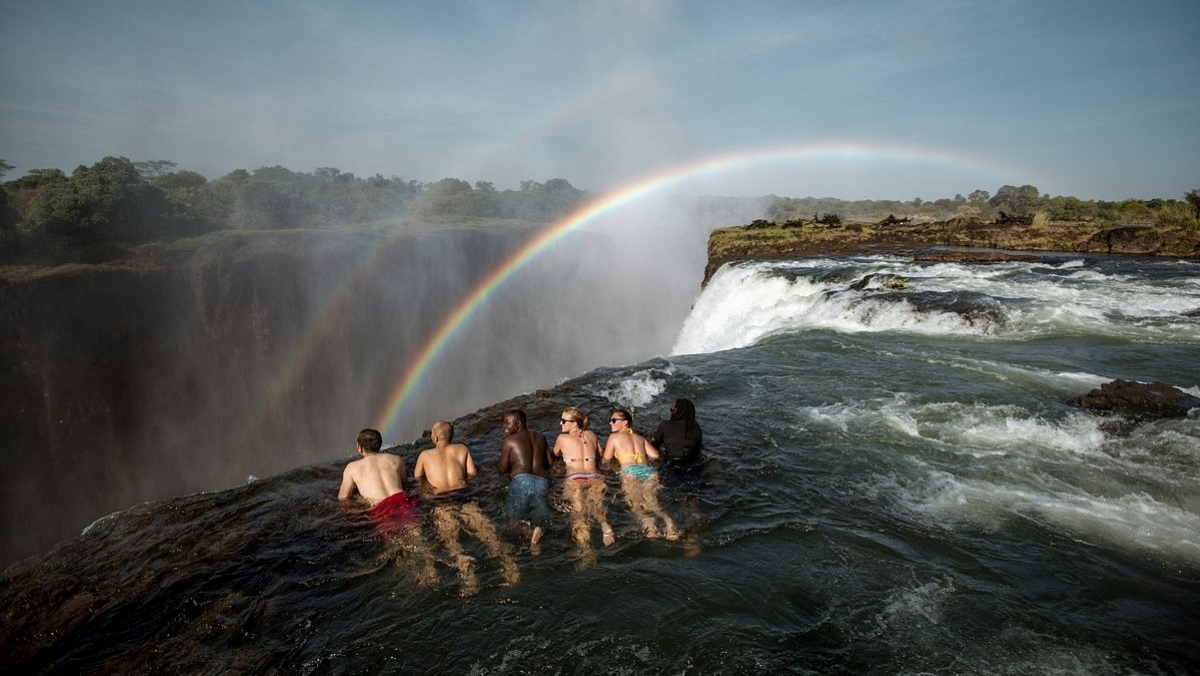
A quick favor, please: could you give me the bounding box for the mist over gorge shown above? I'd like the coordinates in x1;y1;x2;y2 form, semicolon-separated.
0;192;753;565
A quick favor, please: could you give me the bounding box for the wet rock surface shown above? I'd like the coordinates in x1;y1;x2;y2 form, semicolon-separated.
1069;379;1200;420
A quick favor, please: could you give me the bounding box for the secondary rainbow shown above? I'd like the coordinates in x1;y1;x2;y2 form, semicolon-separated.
372;141;1025;437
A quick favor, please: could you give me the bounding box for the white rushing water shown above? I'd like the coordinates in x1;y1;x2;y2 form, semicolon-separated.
672;256;1200;354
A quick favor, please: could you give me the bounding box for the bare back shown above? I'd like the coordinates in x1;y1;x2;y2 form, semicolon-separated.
603;430;659;469
554;430;601;475
339;452;407;505
414;442;477;493
499;429;553;478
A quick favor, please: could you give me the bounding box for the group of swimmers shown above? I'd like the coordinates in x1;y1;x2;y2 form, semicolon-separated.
337;399;703;591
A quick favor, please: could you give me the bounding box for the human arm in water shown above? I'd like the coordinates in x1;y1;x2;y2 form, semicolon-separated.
338;464;358;501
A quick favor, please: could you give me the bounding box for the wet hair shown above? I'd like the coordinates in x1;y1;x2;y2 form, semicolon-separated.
610;408;632;423
670;398;696;423
561;407;589;430
504;409;527;426
670;398;700;448
357;428;383;453
432;420;453;442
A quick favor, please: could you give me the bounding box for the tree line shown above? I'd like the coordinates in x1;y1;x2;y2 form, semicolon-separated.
2;156;1197;264
0;156;591;262
765;184;1200;228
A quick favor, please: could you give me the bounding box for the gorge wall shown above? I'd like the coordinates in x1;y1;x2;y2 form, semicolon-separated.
0;225;536;564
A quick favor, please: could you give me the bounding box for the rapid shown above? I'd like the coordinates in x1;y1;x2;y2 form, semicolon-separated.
3;254;1198;674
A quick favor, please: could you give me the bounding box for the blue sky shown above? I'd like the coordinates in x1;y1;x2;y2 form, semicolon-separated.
2;0;1197;200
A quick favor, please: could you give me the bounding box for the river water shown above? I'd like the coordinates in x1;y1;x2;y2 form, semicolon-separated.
3;254;1198;674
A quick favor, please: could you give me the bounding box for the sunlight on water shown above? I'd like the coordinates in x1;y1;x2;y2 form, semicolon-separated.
4;254;1197;673
675;257;1200;354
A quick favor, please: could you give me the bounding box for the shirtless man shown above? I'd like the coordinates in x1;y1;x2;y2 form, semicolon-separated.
413;421;519;591
554;407;614;568
338;428;437;584
602;409;678;541
497;409;555;550
339;428;413;513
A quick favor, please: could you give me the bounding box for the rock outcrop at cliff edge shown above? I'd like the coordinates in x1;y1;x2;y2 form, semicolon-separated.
1069;380;1200;421
703;217;1200;286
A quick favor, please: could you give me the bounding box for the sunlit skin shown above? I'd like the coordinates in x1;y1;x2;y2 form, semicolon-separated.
497;411;555;547
602;410;678;541
553;408;614;567
413;421;476;494
414;421;519;591
338;428;437;586
339;432;407;505
497;412;555;478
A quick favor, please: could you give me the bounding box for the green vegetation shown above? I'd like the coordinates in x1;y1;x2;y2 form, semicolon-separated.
0;156;589;265
765;184;1199;229
2;155;1196;268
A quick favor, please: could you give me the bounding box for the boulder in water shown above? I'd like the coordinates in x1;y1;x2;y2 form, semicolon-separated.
1069;380;1200;420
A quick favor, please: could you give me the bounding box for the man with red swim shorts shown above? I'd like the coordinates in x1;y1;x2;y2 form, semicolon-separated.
339;428;420;538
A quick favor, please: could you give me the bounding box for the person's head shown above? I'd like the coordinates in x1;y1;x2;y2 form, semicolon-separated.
670;398;696;423
431;420;453;444
609;408;632;431
560;407;589;431
503;409;527;435
357;428;383;453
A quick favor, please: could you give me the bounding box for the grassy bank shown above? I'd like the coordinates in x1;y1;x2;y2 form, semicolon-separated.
704;217;1200;285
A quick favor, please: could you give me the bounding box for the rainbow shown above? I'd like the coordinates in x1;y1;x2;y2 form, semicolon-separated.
371;141;1027;438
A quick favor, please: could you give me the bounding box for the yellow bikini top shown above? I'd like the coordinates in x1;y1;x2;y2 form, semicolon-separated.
614;434;645;465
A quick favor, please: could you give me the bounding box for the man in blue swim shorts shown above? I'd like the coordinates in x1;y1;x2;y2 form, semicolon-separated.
497;409;555;551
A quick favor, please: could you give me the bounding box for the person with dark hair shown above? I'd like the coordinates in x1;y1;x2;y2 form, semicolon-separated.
603;408;678;541
648;398;704;490
554;407;614;568
497;409;555;551
338;427;436;585
339;428;415;524
649;399;706;555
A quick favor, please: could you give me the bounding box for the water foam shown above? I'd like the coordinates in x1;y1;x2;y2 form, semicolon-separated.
588;367;670;410
673;257;1200;353
804;391;1200;564
671;262;1002;355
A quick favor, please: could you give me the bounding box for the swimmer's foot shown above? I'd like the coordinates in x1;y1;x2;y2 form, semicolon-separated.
601;525;615;547
501;561;520;586
459;572;481;597
530;526;543;556
415;565;439;587
576;547;597;572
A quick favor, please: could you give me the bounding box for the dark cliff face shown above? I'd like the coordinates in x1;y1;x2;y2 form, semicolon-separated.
0;226;533;564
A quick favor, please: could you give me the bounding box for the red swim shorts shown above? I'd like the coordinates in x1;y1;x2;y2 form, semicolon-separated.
368;491;421;538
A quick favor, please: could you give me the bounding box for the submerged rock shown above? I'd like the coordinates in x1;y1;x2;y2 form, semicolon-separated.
894;290;1006;328
1069;380;1200;420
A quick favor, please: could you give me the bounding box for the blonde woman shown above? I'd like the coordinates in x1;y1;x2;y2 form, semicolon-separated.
602;408;678;541
554;408;614;566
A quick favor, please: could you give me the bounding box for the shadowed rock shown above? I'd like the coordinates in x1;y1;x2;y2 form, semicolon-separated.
1070;380;1200;420
913;250;1044;264
892;290;1006;328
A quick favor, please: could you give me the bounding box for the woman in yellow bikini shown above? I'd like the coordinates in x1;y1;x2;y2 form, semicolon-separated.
553;407;615;567
602;408;678;541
